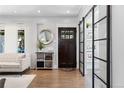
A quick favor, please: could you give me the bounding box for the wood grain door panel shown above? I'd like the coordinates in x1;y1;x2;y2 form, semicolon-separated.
58;27;76;68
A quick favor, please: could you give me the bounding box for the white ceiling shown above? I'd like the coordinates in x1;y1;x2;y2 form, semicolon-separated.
0;5;83;17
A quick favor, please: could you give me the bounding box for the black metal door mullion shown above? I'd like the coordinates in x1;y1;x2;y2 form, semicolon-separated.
94;16;107;25
79;21;81;74
82;17;85;76
94;56;107;62
106;5;111;88
94;73;108;85
79;22;83;75
83;18;85;76
79;17;85;76
92;7;95;88
94;38;107;41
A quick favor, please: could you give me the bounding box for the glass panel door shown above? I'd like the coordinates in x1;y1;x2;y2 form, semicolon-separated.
92;5;111;88
84;9;93;87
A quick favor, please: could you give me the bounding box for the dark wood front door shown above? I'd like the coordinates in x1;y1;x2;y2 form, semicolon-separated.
58;27;76;68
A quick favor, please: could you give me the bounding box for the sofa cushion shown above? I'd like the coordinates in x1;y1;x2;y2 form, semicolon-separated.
0;78;6;88
0;53;25;62
0;62;20;68
0;53;25;58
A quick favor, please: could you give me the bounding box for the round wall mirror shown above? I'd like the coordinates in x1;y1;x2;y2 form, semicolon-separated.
39;29;54;45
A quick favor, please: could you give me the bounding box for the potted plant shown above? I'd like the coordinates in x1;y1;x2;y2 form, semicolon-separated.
86;23;91;28
37;40;45;51
0;31;4;36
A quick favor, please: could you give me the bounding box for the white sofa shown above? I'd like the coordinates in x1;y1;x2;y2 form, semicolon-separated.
0;53;30;72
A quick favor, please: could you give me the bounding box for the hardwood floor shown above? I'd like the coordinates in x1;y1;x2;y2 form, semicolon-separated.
25;69;85;88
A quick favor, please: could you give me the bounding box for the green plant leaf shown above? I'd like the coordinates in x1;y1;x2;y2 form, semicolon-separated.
37;40;45;50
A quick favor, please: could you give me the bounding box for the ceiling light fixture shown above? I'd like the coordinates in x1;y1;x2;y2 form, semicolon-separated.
14;11;17;13
66;10;70;14
37;10;41;13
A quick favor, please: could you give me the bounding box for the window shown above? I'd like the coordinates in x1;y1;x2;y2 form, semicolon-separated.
61;30;74;39
0;30;4;53
18;30;25;53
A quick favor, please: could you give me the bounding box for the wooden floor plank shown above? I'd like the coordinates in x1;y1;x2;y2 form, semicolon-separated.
25;69;85;88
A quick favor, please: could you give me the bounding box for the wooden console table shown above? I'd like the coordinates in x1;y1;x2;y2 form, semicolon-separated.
36;52;54;69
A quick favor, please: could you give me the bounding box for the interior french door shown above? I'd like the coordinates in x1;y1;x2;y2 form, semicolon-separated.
79;18;85;76
92;5;111;88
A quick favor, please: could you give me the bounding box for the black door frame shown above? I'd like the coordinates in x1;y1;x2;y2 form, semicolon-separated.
58;27;77;68
79;17;85;76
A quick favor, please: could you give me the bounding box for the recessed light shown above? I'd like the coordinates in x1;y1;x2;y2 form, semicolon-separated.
66;10;70;14
37;10;41;13
14;11;17;13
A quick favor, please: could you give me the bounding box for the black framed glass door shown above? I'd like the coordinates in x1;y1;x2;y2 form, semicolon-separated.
79;18;85;76
84;9;93;79
92;5;111;88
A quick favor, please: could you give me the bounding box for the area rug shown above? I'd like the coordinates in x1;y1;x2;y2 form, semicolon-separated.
0;75;36;88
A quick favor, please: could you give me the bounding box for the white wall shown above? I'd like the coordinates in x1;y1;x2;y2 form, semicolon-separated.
0;16;78;69
78;5;93;22
5;24;18;53
112;5;124;87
